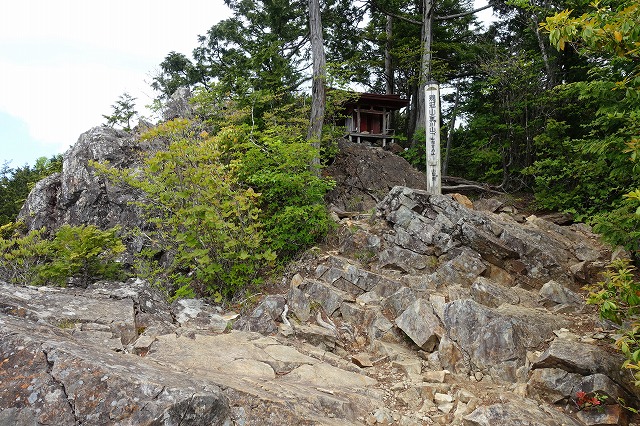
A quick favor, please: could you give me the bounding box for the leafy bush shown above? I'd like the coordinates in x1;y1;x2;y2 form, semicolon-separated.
0;223;125;287
94;90;335;300
237;132;334;259
96;119;273;299
584;259;640;386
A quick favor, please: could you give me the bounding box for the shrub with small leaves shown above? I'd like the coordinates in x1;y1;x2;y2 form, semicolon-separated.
585;259;640;387
0;224;125;287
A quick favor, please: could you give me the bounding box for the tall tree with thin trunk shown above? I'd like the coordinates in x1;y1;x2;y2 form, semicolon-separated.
384;14;394;94
415;0;435;136
308;0;327;172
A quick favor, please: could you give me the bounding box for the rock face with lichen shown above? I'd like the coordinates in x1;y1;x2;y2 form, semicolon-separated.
4;133;640;425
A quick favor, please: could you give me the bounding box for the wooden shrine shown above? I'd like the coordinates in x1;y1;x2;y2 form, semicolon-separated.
340;93;409;146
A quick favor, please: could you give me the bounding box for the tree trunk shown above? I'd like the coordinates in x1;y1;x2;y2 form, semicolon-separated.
531;14;555;89
415;0;435;136
308;0;326;174
385;14;394;95
443;84;460;177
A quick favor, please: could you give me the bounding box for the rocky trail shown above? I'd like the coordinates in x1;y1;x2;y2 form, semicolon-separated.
2;112;640;425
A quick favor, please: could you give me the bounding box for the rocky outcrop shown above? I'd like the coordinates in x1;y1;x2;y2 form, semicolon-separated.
18;126;146;236
324;140;427;212
0;280;383;425
7;139;639;425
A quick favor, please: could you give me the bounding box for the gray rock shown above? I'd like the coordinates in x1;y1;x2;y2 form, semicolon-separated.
463;398;582;426
473;197;504;213
526;367;583;403
378;246;438;274
233;295;285;335
470;276;520;307
287;286;311;322
299;279;353;316
18;126;149;252
395;299;443;352
444;299;525;380
0;314;232;425
0;281;137;347
539;280;583;309
324;139;427;212
532;338;639;400
366;307;396;341
444;300;568;381
576;404;629;426
163;86;193;120
428;248;487;288
383;287;417;317
377;186;610;289
173;298;228;332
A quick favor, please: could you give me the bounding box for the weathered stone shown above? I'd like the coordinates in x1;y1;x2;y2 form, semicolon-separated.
0;282;137;346
1;314;233;425
290;273;304;288
382;287;417;317
398;387;423;410
451;193;473;209
444;300;568;381
470;276;520;308
352;353;374;368
576;404;628;426
292;323;337;350
163;86;193;120
531;338;638;399
325;139;427;213
378;246;437;274
539;280;583;309
232;295;286;335
428;249;487;288
356;291;382;305
463;399;582;426
340;301;367;325
460;222;519;266
484;264;515;287
392;358;422;376
287;286;311;322
438;335;469;375
526;367;582;403
423;370;447;383
473;197;504;213
377;186;610;289
578;373;630;403
366;308;396;342
299;279;353;315
18;126;148;242
395;299;444;352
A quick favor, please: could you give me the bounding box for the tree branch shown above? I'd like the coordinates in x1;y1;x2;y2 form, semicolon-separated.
435;4;492;21
366;0;492;24
366;0;421;25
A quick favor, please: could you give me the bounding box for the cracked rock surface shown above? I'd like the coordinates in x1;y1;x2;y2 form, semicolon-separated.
4;133;640;425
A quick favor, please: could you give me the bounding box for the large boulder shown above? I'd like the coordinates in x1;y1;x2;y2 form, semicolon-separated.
377;186;611;290
324;140;427;212
18;126;146;236
442;299;570;381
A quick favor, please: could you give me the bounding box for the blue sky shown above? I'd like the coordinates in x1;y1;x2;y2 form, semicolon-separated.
0;0;231;168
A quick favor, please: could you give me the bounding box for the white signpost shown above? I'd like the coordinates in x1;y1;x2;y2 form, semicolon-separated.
425;82;441;195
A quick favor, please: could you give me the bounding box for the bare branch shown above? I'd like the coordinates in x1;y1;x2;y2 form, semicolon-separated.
435;4;492;21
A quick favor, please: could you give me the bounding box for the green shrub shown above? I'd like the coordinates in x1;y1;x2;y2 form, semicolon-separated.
585;259;640;386
0;224;125;287
95;90;335;300
96;119;275;300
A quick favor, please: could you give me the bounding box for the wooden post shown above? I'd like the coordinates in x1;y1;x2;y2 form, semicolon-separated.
425;82;441;195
